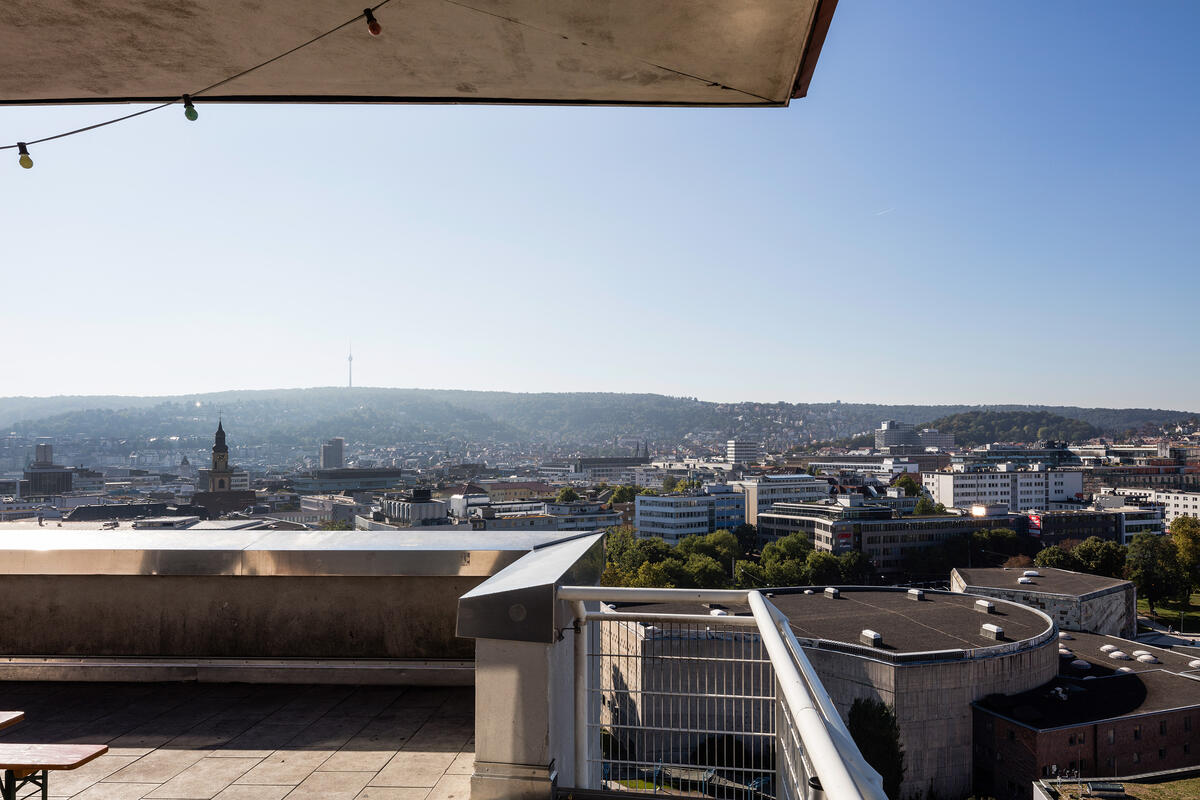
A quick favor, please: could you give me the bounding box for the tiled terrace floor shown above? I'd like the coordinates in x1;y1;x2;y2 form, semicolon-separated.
0;682;473;800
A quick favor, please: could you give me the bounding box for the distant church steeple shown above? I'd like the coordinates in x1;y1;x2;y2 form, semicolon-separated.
209;418;233;491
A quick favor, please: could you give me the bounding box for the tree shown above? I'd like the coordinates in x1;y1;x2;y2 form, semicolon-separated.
556;487;580;503
661;475;678;493
762;532;813;565
804;551;842;585
1126;532;1188;614
893;474;921;497
1072;536;1127;578
847;699;905;800
912;496;939;516
678;553;727;589
732;523;758;556
1172;516;1200;594
1034;546;1082;571
319;520;353;531
610;485;637;504
838;550;874;585
631;561;676;588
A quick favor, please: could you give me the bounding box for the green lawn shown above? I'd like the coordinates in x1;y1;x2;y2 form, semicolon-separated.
1138;590;1200;631
1057;777;1200;800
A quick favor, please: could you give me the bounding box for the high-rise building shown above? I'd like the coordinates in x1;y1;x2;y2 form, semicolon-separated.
874;420;918;449
320;437;345;469
726;439;762;465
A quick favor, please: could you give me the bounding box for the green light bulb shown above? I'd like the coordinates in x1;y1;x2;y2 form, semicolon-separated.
185;104;198;121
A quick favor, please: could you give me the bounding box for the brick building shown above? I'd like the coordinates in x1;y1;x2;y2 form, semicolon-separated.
973;631;1200;799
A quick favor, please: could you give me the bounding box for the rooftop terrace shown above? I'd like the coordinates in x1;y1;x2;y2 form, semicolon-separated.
0;682;473;800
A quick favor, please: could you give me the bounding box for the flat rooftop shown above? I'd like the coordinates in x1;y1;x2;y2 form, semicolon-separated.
977;670;1200;729
0;682;473;800
955;567;1130;596
621;588;1052;654
979;631;1200;728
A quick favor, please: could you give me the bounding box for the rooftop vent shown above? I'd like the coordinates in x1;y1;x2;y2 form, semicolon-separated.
1117;667;1135;673
1131;650;1151;657
907;589;925;601
975;599;996;614
1071;659;1091;669
1189;659;1200;669
1108;650;1131;660
1023;570;1041;578
1059;649;1073;658
860;629;883;648
1136;654;1160;664
824;587;840;600
1100;644;1117;653
1059;632;1074;640
1018;577;1033;584
981;623;1004;640
709;609;729;616
803;589;814;595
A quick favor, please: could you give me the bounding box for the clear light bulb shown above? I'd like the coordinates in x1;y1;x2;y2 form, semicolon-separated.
17;143;32;169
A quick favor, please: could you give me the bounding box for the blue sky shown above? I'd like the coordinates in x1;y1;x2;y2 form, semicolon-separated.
3;2;1197;409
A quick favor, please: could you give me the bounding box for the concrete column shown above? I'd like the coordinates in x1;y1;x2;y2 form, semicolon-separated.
472;635;575;800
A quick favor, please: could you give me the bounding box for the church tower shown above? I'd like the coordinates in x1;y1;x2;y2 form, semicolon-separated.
209;419;233;492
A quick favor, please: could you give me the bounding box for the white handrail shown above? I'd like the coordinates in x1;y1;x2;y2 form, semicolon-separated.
562;584;888;800
747;591;888;800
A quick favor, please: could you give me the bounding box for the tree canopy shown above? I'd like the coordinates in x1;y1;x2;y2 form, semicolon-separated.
1126;533;1188;612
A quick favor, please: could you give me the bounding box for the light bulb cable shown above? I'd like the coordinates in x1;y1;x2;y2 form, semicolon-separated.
0;0;393;153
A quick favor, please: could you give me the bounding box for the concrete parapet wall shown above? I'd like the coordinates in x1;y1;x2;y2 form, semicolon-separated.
0;574;481;660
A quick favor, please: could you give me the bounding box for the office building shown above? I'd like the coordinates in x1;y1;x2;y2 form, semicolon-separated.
923;464;1083;512
758;496;1027;573
635;484;746;544
875;420;917;449
320;437;345;469
1097;487;1200;530
380;488;449;526
729;473;829;526
726;439;763;465
23;442;73;495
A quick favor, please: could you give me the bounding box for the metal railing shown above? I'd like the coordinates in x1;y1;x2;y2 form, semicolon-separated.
559;587;888;800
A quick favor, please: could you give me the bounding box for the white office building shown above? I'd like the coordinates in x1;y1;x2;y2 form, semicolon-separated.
1097;487;1200;530
635;484;745;544
726;440;763;465
922;464;1083;513
729;474;830;526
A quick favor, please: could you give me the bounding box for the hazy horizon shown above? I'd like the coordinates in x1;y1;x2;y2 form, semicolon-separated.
2;384;1196;415
4;1;1197;408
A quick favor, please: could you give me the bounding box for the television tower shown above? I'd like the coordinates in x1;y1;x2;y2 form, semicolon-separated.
348;344;353;389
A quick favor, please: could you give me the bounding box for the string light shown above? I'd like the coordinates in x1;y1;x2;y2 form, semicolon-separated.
1;2;392;167
365;8;382;36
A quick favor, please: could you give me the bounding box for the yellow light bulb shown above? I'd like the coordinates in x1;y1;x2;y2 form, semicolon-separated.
18;153;33;169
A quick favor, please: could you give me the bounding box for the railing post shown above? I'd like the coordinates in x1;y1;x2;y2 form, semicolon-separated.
572;599;589;789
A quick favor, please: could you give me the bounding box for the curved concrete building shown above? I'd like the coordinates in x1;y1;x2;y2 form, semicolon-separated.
614;587;1058;799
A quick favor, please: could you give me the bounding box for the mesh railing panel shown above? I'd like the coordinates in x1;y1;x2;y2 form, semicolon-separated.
588;617;778;798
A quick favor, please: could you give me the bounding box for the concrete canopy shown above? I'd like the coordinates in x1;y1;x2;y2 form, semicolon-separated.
0;0;836;107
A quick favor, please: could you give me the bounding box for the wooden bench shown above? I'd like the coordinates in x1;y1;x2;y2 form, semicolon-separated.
0;744;108;800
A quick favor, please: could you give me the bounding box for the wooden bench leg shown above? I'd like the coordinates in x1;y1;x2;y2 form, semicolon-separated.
1;770;14;800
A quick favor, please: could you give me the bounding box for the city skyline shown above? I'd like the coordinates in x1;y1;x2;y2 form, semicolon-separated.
3;1;1198;408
